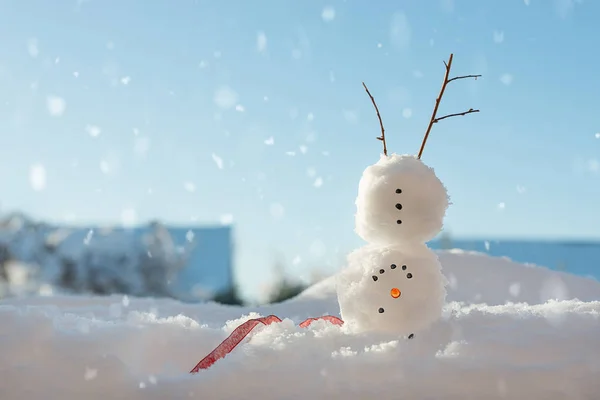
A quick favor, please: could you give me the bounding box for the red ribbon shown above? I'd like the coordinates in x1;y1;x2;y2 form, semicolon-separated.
190;315;344;373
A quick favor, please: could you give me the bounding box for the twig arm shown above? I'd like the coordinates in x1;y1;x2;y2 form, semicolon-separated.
417;54;480;159
362;82;387;156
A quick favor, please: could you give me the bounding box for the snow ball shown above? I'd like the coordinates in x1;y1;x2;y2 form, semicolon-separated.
120;76;131;85
299;145;308;154
29;163;47;191
313;177;323;188
214;86;238;109
338;244;446;335
257;31;267;52
595;132;600;139
46;96;66;116
85;124;101;137
264;136;274;145
355;154;449;245
497;202;506;210
321;6;336;21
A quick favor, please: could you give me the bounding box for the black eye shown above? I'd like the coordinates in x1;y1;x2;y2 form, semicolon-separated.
395;203;402;210
390;264;397;269
396;220;402;224
372;276;378;281
402;265;407;270
379;269;385;274
406;273;413;279
378;308;384;313
396;189;402;194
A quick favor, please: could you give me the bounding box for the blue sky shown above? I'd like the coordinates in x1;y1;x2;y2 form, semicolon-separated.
0;0;599;299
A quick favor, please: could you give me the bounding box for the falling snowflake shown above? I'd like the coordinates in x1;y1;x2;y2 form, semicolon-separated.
29;163;47;191
85;124;101;137
321;6;336;21
46;96;66;116
212;153;224;169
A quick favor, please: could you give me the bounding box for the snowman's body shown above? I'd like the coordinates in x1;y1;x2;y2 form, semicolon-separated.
337;154;450;336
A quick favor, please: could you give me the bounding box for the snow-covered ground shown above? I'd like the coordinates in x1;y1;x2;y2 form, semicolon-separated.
1;250;600;399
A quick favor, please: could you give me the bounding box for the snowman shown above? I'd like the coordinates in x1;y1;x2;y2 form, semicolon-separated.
336;154;449;338
337;61;479;338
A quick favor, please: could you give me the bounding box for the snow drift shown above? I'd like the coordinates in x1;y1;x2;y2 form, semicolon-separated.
1;250;600;399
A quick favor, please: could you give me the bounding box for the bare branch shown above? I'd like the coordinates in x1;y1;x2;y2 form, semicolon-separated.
362;82;387;156
447;74;481;84
417;54;481;159
434;108;480;123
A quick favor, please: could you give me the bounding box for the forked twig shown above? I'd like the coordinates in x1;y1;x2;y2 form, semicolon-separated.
362;82;387;156
417;54;480;159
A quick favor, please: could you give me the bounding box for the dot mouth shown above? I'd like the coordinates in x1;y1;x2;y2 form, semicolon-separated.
390;287;401;298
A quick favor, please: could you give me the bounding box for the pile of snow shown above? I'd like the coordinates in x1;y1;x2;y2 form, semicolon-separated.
1;250;600;399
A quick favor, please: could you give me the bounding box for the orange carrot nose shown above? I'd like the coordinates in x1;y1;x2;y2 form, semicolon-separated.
390;288;401;298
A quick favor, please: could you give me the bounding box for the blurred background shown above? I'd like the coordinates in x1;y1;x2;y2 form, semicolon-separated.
0;0;598;305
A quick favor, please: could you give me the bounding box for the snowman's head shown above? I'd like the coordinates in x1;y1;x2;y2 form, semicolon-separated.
355;153;448;245
337;244;447;335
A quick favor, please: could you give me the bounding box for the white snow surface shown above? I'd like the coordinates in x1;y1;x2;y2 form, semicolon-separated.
355;154;449;245
338;243;446;335
2;250;600;399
